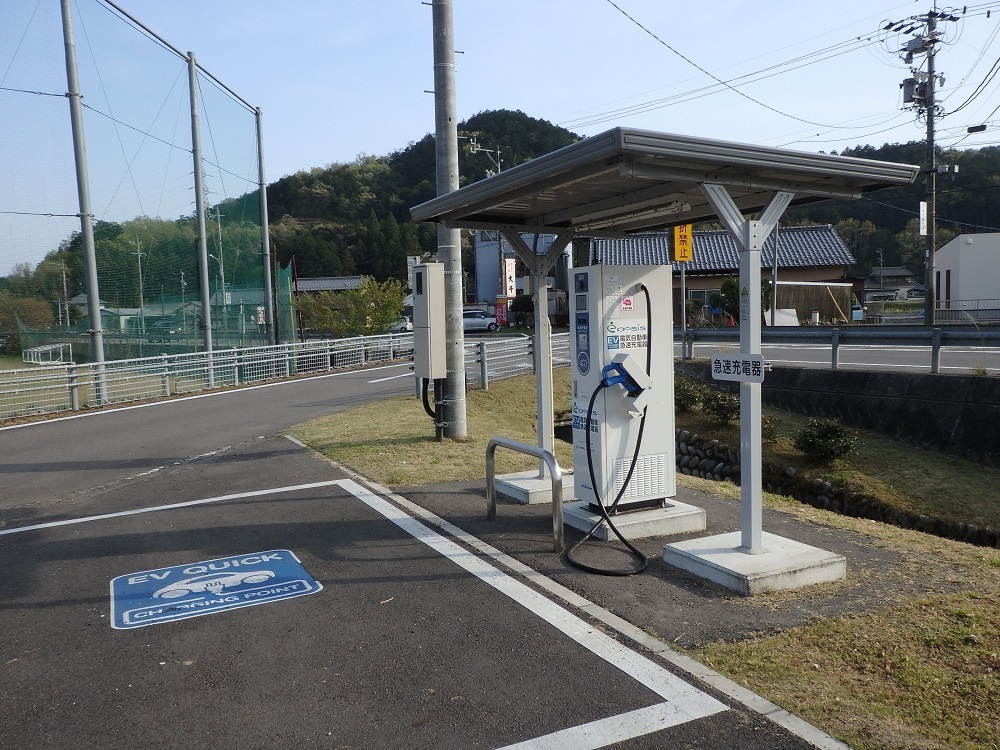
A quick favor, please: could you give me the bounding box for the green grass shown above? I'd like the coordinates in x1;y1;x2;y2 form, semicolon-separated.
677;402;1000;530
290;370;573;487
0;354;26;370
696;589;1000;750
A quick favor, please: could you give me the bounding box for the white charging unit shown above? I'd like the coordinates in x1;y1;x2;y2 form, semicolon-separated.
570;265;676;513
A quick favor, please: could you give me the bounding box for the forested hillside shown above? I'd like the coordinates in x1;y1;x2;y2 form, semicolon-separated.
6;108;1000;344
265;109;581;280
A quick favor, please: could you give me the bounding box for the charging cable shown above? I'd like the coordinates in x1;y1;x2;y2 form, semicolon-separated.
565;284;652;576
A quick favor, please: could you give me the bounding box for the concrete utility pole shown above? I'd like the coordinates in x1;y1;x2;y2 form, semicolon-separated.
895;7;962;324
923;11;938;325
431;0;467;439
189;52;214;363
132;238;145;335
256;107;276;344
60;0;105;396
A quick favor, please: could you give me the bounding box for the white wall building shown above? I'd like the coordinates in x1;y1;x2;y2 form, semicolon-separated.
935;233;1000;307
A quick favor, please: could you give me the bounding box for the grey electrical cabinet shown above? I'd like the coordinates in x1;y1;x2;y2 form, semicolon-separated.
412;263;446;380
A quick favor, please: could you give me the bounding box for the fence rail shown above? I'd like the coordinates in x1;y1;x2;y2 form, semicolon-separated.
6;323;993;422
0;335;413;422
679;324;1000;372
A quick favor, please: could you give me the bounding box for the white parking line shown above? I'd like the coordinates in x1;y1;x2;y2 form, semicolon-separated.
366;372;413;383
337;478;727;746
0;480;344;536
495;702;698;750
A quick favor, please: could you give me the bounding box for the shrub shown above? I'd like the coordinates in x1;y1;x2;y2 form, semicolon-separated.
794;418;857;461
701;388;740;424
674;375;707;413
761;413;781;441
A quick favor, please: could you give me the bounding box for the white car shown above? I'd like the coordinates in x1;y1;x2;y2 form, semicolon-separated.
389;316;413;333
463;309;499;332
153;570;276;599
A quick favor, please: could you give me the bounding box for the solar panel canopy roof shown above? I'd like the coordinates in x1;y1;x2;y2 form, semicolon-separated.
410;128;920;237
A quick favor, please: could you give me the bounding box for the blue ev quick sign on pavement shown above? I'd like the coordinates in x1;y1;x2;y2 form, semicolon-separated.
110;549;322;629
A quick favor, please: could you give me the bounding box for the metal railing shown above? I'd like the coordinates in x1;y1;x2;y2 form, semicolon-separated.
485;436;564;552
1;334;413;422
464;333;570;389
678;324;1000;372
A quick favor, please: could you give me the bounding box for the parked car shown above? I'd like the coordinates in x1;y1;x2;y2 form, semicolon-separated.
463;309;499;332
389;316;413;333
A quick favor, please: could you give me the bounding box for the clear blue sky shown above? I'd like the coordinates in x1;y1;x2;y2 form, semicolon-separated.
110;0;1000;178
3;0;1000;274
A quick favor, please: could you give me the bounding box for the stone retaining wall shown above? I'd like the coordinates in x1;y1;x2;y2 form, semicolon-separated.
675;361;1000;465
674;427;999;548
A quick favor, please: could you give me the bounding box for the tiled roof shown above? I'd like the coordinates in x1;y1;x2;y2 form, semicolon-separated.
296;276;363;292
590;225;854;273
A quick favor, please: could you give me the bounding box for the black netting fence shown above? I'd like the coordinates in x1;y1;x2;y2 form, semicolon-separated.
2;1;273;362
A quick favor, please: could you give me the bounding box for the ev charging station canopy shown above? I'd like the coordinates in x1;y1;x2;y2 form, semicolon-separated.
410;127;919;236
412;127;918;593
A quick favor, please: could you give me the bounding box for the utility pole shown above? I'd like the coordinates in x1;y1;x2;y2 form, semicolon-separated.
894;6;961;325
923;11;938;325
431;0;467;440
132;238;145;335
60;0;105;397
60;260;70;328
469;135;507;309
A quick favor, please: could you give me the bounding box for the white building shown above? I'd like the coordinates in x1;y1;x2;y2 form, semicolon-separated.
935;233;1000;307
472;231;572;304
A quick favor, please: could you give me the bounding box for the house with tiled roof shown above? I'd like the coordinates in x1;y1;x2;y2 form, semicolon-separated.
295;276;364;293
577;224;856;323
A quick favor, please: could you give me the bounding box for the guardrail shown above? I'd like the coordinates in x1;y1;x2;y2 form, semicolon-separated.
464;332;570;389
485;436;564;552
678;324;1000;372
0;335;413;422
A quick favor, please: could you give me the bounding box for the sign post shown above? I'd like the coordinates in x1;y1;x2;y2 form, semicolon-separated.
673;224;693;334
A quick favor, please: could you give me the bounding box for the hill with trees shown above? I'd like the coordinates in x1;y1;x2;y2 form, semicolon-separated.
5;108;1000;352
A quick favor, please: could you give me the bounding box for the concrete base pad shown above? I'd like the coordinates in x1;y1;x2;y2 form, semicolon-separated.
495;470;576;505
563;499;706;541
662;531;846;596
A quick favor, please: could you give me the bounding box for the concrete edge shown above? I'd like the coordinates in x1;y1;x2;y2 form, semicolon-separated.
321;463;853;750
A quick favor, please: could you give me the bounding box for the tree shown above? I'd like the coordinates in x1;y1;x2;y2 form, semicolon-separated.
297;277;406;337
0;293;55;353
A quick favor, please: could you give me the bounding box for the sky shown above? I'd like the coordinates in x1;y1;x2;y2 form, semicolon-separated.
4;0;1000;274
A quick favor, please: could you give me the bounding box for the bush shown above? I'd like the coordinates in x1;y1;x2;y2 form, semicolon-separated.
674;375;707;413
761;413;781;441
794;418;857;461
701;388;740;424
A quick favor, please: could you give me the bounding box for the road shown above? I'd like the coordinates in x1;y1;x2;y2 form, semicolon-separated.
0;361;839;749
674;340;1000;374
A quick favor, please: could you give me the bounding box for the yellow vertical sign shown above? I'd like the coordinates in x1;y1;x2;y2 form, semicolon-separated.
673;224;693;262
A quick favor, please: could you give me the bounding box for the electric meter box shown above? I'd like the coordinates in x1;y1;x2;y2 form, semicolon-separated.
571;265;676;512
412;263;446;380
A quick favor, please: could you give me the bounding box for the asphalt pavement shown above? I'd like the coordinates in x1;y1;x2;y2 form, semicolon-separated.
0;365;873;749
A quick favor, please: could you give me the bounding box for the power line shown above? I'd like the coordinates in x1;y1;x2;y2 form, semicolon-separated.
599;0;882;130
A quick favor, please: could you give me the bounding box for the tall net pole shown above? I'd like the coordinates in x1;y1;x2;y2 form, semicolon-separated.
60;0;105;394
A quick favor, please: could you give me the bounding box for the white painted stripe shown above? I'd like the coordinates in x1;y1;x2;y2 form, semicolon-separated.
336;478;726;724
0;480;344;536
366;372;412;383
496;702;692;750
0;363;410;433
357;476;851;750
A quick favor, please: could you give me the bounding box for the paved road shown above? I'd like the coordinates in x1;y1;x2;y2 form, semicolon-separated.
675;340;1000;374
0;363;839;749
